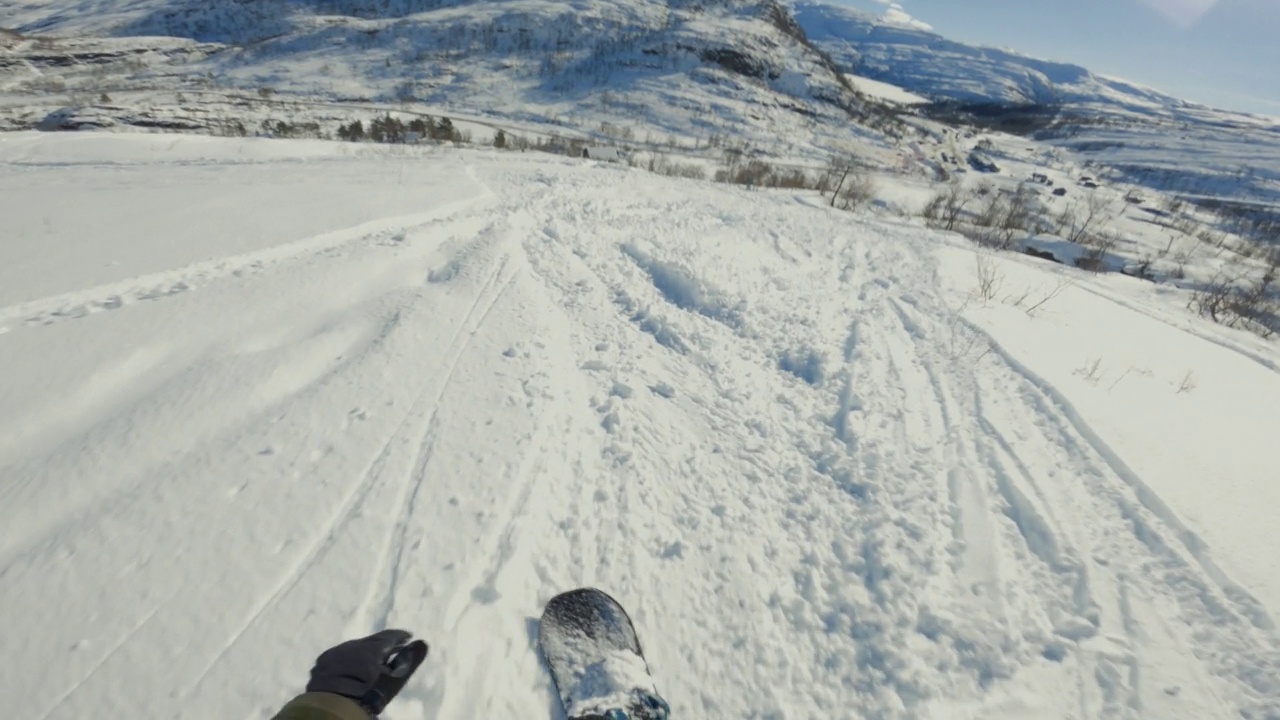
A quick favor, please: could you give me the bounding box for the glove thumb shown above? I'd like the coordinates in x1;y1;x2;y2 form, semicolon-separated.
359;639;428;715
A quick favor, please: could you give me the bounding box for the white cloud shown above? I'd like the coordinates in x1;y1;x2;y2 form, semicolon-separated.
881;3;933;31
1134;0;1219;28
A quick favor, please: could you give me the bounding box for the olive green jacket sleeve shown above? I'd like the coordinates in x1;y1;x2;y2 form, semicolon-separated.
271;692;370;720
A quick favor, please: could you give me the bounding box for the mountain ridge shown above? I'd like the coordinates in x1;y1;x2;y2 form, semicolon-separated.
787;0;1193;115
3;0;1279;206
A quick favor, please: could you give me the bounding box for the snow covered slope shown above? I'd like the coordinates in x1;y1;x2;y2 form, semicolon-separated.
2;133;1279;719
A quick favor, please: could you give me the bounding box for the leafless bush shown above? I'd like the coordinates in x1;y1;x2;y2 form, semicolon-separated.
1073;357;1104;385
834;171;876;210
1175;370;1197;394
974;252;1002;302
645;153;706;181
714;160;812;190
966;183;1037;249
1023;277;1075;317
1190;248;1280;338
922;179;974;232
1057;192;1117;246
1076;231;1120;272
26;75;67;93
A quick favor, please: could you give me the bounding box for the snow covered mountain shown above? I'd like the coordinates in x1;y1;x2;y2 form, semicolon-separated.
789;0;1183;112
786;0;1280;207
0;0;900;155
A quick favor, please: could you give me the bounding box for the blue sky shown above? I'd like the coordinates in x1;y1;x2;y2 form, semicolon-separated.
832;0;1280;116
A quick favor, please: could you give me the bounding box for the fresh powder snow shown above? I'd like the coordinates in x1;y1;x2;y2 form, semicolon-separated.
1;132;1279;720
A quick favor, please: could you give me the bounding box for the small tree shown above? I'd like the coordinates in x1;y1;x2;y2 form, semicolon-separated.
922;179;973;232
835;171;876;211
494;129;507;149
388;115;406;143
367;117;385;143
970;183;1036;249
1057;191;1116;246
340;120;365;141
431;117;455;142
822;155;860;207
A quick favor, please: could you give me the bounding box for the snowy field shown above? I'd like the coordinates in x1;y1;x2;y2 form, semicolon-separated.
2;132;1279;719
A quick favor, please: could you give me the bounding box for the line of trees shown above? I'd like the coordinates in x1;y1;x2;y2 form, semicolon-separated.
336;114;466;143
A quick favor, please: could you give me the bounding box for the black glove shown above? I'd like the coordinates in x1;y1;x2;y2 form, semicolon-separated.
305;629;429;717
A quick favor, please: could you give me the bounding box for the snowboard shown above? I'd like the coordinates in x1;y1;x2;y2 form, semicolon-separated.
538;588;670;720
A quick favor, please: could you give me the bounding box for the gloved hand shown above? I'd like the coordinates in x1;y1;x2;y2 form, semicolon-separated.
305;629;429;717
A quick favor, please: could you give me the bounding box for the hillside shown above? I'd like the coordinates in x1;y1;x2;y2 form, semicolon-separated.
788;0;1280;208
2;131;1279;719
0;0;902;160
789;0;1183;111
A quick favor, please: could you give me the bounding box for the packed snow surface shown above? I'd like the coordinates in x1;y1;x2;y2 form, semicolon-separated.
1;133;1279;720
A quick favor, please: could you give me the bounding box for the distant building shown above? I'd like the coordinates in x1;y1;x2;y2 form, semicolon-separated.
582;146;623;162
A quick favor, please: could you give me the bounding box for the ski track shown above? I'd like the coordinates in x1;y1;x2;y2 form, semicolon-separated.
0;198;484;333
361;249;523;633
2;148;1278;720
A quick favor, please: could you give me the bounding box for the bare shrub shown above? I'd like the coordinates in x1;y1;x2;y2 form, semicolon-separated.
646;153;706;180
974;252;1002;302
923;179;973;232
775;169;813;190
1057;192;1117;246
1074;357;1104;385
1076;231;1120;272
1175;370;1197;394
715;160;813;190
1024;278;1075;317
834;171;876;210
1189;248;1280;338
966;183;1036;249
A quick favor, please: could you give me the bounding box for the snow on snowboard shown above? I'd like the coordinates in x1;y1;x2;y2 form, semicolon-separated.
538;588;670;720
